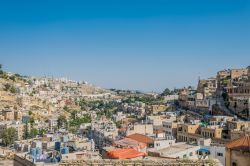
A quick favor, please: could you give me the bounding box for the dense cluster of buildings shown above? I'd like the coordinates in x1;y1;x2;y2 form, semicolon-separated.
0;67;249;166
179;66;250;120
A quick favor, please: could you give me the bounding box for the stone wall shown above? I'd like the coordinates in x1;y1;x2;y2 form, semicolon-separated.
13;155;36;166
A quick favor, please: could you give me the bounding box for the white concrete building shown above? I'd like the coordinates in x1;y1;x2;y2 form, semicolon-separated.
150;142;200;159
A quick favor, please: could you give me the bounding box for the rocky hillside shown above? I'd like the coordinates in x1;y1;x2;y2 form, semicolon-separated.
0;65;109;111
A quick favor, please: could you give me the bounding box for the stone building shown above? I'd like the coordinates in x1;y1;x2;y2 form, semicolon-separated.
225;134;250;166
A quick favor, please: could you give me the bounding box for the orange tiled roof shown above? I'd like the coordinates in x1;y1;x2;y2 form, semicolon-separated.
107;148;146;159
225;135;250;152
127;133;154;144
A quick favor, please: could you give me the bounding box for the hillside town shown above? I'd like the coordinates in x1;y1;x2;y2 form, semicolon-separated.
0;65;249;166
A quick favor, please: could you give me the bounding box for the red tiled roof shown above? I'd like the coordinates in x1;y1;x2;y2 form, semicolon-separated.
225;135;250;152
107;148;146;159
127;133;154;144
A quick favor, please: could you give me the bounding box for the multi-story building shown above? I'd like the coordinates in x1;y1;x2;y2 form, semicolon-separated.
227;81;250;119
179;88;196;109
195;97;216;111
162;120;178;139
217;68;249;88
195;78;217;111
200;125;223;139
91;120;118;149
177;123;201;143
126;123;154;136
227;120;250;131
227;120;250;140
148;116;164;126
197;78;217;98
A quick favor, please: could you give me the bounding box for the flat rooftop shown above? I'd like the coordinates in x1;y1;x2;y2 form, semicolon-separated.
156;143;199;155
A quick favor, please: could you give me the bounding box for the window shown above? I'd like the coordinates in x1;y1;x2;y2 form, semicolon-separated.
217;153;223;157
183;154;187;158
189;152;193;156
232;162;237;166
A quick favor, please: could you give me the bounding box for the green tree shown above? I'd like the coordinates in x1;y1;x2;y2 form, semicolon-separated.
115;120;122;129
161;88;174;96
69;114;91;127
2;127;17;146
39;128;47;137
10;86;17;94
30;128;38;138
9;75;16;82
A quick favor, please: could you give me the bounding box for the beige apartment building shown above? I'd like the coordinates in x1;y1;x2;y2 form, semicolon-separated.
179;88;196;109
126;124;154;136
201;126;223;139
227;80;250;119
227;120;250;130
163;120;178;138
197;78;217;98
227;121;250;140
177;123;201;143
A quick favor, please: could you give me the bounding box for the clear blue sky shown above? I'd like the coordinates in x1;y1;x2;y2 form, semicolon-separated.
0;0;249;92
